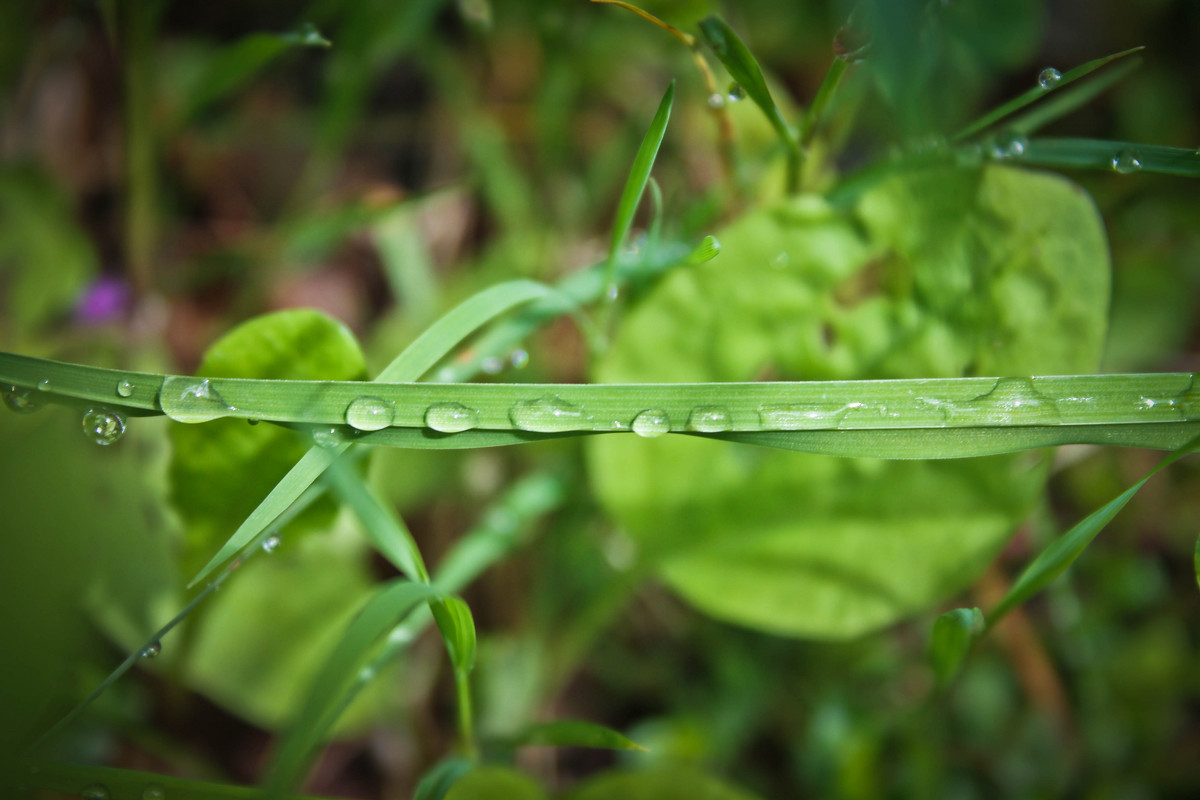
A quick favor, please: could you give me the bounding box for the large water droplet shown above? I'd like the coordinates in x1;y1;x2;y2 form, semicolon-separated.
1037;67;1062;89
687;406;731;433
141;640;162;659
82;407;126;445
1111;147;1142;174
425;402;480;433
262;534;281;554
509;395;590;432
727;83;744;102
312;427;343;448
510;349;529;369
989;131;1028;159
141;785;166;800
955;377;1061;425
345;395;394;431
707;92;726;109
116;378;135;398
2;385;42;414
81;785;111;800
631;409;671;438
160;377;233;423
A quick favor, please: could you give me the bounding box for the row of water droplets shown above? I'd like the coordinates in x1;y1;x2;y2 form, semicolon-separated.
707;82;744;109
3;377;132;445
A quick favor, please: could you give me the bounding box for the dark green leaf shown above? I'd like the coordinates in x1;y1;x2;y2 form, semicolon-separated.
697;16;794;148
431;596;477;676
929;607;984;688
514;720;647;752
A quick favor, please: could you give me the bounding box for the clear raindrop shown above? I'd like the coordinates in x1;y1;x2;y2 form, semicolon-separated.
631;409;671;438
2;385;42;414
82;407;127;445
687;406;732;433
509;395;590;433
1037;67;1062;89
262;534;281;554
140;640;162;659
344;396;393;431
425;402;480;433
116;379;136;398
1111;147;1143;174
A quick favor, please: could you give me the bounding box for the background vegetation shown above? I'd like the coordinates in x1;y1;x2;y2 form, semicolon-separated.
1;0;1199;797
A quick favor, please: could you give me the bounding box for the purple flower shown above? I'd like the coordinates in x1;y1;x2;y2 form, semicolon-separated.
75;275;130;324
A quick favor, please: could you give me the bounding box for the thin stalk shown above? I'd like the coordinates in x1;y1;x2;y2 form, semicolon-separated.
799;57;848;149
455;671;478;760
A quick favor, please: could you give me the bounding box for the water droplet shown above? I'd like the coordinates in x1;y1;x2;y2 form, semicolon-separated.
345;395;394;431
707;92;726;109
989;131;1028;159
358;664;377;682
82;407;126;445
481;356;504;374
81;785;111;800
687;406;731;433
759;402;845;430
954;377;1061;425
37;379;51;392
509;395;591;433
160;377;233;423
605;284;619;302
631;409;671;438
510;349;529;369
3;385;42;414
262;534;281;554
247;418;259;426
116;379;135;398
1111;147;1142;174
1037;67;1062;89
141;785;166;800
425;402;480;433
312;427;342;448
770;251;790;269
727;83;744;101
140;641;161;659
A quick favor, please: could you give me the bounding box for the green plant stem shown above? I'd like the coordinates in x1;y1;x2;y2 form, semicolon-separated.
800;57;847;148
455;671;478;760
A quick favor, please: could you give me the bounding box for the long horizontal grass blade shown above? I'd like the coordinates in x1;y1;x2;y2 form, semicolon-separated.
953;46;1144;142
263;580;440;797
987;433;1200;627
1016;138;1200;178
604;81;675;293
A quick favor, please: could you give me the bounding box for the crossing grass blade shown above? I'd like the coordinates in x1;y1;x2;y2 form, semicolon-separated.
953;46;1144;142
987;433;1200;628
1016;139;1200;178
263;580;440;798
604;81;675;295
1003;60;1139;136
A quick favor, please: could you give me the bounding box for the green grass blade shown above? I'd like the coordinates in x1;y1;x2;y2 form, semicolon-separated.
430;596;477;676
1016;138;1200;178
413;757;475;800
799;57;848;148
928;607;984;688
1004;59;1139;137
604;82;675;295
325;453;429;582
953;46;1144;142
509;720;647;752
27;762;339;800
987;433;1200;628
698;15;799;190
263;580;440;797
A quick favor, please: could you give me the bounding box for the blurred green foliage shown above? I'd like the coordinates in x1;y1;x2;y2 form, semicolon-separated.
1;0;1199;798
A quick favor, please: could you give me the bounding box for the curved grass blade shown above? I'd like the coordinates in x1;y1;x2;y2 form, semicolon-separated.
431;595;479;755
1004;59;1139;137
1016;139;1200;178
698;15;799;190
987;433;1200;628
604;81;675;296
263;580;440;797
929;607;984;688
413;757;475;800
27;762;339;800
185;279;564;587
953;46;1144;143
509;720;647;752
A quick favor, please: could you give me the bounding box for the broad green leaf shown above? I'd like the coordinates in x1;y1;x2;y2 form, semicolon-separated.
169;309;367;579
565;768;764;800
443;766;548;800
605;82;675;291
587;165;1110;638
414;758;475;800
264;580;440;796
431;596;477;676
929;607;984;688
513;720;646;751
988;434;1200;626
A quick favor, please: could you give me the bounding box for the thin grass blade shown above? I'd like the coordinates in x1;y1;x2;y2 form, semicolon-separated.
263;580;440;797
1004;59;1139;136
698;16;793;148
928;607;984;688
953;46;1144;142
1016;139;1200;178
987;433;1200;628
799;57;848;147
604;81;675;294
510;720;647;752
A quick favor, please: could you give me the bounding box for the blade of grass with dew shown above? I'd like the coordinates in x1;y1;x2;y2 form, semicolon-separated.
1004;59;1140;137
185;278;565;587
324;453;429;582
26;762;340;800
1016;139;1200;178
986;433;1200;628
928;607;985;689
506;720;647;752
952;46;1144;143
698;15;799;190
603;81;675;297
263;579;441;798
